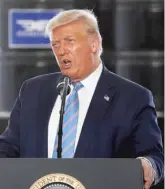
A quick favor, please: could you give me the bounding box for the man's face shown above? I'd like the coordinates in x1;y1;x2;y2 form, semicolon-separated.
50;20;99;82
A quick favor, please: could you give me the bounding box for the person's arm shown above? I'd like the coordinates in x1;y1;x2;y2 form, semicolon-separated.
132;89;164;187
0;81;26;157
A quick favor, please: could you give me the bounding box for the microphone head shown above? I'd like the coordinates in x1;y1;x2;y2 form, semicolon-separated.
56;75;71;96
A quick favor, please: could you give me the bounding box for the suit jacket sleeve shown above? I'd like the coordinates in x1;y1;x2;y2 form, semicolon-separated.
0;81;27;157
132;89;164;183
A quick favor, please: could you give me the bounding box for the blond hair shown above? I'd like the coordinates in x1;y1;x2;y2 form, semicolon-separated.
45;9;103;55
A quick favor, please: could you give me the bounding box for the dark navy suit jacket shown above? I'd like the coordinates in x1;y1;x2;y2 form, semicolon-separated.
0;66;163;182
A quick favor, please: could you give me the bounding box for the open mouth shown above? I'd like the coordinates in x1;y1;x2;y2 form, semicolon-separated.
62;59;72;69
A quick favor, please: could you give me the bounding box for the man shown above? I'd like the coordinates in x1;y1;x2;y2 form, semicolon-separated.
0;9;163;188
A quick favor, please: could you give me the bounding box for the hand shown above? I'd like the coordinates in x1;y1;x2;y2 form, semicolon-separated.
140;158;155;189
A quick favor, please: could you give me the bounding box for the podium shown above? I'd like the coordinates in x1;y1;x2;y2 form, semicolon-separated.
0;158;143;189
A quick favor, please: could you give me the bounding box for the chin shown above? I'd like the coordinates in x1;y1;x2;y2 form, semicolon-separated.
61;70;70;77
62;69;79;81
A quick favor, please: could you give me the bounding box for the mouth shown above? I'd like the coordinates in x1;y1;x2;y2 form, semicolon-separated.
62;59;72;69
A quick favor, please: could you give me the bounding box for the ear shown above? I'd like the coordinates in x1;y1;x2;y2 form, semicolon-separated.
90;35;100;54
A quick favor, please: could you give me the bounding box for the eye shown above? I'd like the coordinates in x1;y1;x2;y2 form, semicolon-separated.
52;43;59;48
65;38;74;43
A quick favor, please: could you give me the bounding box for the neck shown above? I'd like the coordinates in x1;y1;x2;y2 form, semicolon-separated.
92;55;101;72
71;56;101;82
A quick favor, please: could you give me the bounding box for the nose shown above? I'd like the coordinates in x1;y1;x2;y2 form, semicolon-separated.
58;42;67;56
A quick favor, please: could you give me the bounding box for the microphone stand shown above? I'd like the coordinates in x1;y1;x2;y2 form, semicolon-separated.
57;77;70;158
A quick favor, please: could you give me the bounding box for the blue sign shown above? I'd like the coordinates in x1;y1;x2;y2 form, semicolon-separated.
8;9;62;49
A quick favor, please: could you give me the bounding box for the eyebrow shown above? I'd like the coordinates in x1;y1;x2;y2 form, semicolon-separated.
52;35;74;40
51;40;60;43
64;35;75;39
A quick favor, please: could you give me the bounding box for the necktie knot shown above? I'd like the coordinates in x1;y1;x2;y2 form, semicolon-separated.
72;82;83;92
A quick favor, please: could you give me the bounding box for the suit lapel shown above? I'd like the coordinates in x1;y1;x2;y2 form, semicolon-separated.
75;66;116;157
36;74;60;157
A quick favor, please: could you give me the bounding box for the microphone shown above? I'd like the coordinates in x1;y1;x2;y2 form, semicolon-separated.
56;75;71;158
56;75;71;97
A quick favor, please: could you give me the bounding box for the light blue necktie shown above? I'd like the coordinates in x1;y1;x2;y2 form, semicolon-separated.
52;82;83;158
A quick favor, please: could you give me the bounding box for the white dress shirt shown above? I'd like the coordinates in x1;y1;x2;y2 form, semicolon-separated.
48;63;103;158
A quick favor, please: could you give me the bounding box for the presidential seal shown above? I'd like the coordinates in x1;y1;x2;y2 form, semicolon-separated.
29;174;86;189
